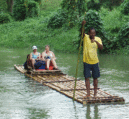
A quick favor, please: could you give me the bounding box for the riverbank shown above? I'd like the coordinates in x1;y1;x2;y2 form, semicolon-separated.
0;17;129;55
0;0;129;54
0;17;79;53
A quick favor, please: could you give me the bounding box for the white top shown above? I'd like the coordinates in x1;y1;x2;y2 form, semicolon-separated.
45;52;53;58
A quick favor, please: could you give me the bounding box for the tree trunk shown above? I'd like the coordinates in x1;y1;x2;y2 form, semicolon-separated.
6;0;13;12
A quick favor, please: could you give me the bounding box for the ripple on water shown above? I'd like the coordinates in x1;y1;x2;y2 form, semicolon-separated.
1;50;129;119
100;68;128;78
59;66;71;74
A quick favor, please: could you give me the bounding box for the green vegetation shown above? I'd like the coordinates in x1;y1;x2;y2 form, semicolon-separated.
121;0;129;15
27;1;40;17
0;1;7;13
87;0;101;11
0;18;79;52
47;9;68;29
13;0;40;21
0;13;11;24
117;22;129;47
0;0;129;54
13;2;27;21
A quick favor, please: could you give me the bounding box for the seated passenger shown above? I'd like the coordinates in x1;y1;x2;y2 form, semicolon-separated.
30;46;41;69
42;45;58;70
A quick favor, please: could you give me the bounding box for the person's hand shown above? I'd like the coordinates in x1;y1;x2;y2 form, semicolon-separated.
82;20;86;26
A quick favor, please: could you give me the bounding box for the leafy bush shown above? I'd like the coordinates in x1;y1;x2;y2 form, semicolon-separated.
121;1;129;15
27;1;40;17
99;0;123;10
100;8;122;37
47;9;68;29
0;13;11;24
87;0;101;11
117;22;129;47
84;10;105;38
13;2;27;21
99;7;129;51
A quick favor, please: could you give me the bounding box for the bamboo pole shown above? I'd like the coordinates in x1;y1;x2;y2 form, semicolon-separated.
73;12;86;101
61;88;100;91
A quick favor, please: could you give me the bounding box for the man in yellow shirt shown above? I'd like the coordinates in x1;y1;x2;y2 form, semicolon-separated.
82;20;103;97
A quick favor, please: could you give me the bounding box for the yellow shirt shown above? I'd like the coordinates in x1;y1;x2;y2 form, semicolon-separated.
83;34;102;64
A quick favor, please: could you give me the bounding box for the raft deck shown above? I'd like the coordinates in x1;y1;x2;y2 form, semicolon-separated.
14;64;125;104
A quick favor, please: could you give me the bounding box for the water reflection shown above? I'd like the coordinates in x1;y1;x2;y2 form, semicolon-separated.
73;101;101;119
27;107;49;119
86;104;101;119
94;105;100;119
73;102;79;119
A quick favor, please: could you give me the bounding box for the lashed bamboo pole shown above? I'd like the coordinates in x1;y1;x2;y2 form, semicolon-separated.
73;13;86;101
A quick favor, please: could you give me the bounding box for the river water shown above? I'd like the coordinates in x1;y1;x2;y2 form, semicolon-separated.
0;47;129;119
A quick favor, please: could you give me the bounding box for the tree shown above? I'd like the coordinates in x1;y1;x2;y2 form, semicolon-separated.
0;0;7;12
13;0;26;20
61;0;86;27
87;0;101;11
77;0;86;16
6;0;13;12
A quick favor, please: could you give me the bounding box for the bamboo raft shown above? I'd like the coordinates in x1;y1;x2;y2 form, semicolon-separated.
14;64;125;104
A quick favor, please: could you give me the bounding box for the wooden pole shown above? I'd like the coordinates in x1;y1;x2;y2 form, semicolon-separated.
73;12;86;101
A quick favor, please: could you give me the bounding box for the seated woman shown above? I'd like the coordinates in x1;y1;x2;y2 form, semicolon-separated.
42;45;58;70
30;46;41;69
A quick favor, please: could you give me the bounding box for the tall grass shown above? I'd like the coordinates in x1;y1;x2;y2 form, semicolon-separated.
0;16;79;52
0;0;129;54
40;0;62;16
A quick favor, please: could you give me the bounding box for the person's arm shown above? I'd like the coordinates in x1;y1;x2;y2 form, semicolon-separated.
30;53;32;60
91;39;103;50
95;40;103;50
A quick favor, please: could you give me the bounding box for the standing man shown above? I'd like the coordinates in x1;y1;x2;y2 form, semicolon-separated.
82;20;103;97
